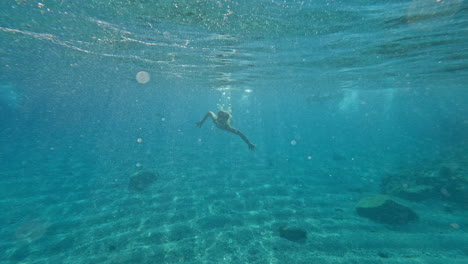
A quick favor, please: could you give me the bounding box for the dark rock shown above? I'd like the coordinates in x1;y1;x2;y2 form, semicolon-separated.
378;251;390;258
128;170;158;191
356;195;418;225
278;226;307;243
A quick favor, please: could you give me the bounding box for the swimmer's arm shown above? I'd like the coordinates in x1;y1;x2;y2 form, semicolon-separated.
228;127;256;150
196;112;216;127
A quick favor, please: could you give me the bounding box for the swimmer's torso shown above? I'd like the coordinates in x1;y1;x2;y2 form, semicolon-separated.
215;111;232;130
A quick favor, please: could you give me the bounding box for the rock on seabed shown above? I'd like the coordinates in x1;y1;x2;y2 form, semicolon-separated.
279;226;307;243
356;195;418;225
128;170;158;191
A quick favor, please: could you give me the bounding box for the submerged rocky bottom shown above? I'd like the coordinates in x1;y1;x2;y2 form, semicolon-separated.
1;147;467;264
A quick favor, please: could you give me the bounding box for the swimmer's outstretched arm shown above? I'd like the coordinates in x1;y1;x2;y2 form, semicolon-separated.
196;112;216;127
227;127;256;151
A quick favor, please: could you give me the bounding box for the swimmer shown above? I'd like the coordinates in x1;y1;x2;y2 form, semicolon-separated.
196;110;256;151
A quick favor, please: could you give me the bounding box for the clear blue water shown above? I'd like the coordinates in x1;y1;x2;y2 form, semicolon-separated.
1;1;467;263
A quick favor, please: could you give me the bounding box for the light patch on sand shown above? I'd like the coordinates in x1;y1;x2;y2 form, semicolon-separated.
15;219;49;243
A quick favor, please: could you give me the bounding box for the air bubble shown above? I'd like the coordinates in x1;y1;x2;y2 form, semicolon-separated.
136;71;150;84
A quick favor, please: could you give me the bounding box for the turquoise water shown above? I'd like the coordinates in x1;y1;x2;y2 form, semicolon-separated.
1;0;467;263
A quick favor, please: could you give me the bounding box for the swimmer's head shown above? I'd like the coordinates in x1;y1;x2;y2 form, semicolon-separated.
217;111;230;122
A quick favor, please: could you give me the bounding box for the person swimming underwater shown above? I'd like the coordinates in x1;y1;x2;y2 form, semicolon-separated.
196;110;256;151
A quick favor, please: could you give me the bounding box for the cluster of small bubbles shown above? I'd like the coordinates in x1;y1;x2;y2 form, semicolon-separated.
290;140;297;146
137;138;143;143
136;71;150;84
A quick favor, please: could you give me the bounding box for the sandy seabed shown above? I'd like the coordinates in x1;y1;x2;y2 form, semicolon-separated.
1;144;467;264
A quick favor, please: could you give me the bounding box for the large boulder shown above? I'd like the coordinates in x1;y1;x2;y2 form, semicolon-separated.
128;170;158;191
356;195;418;225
